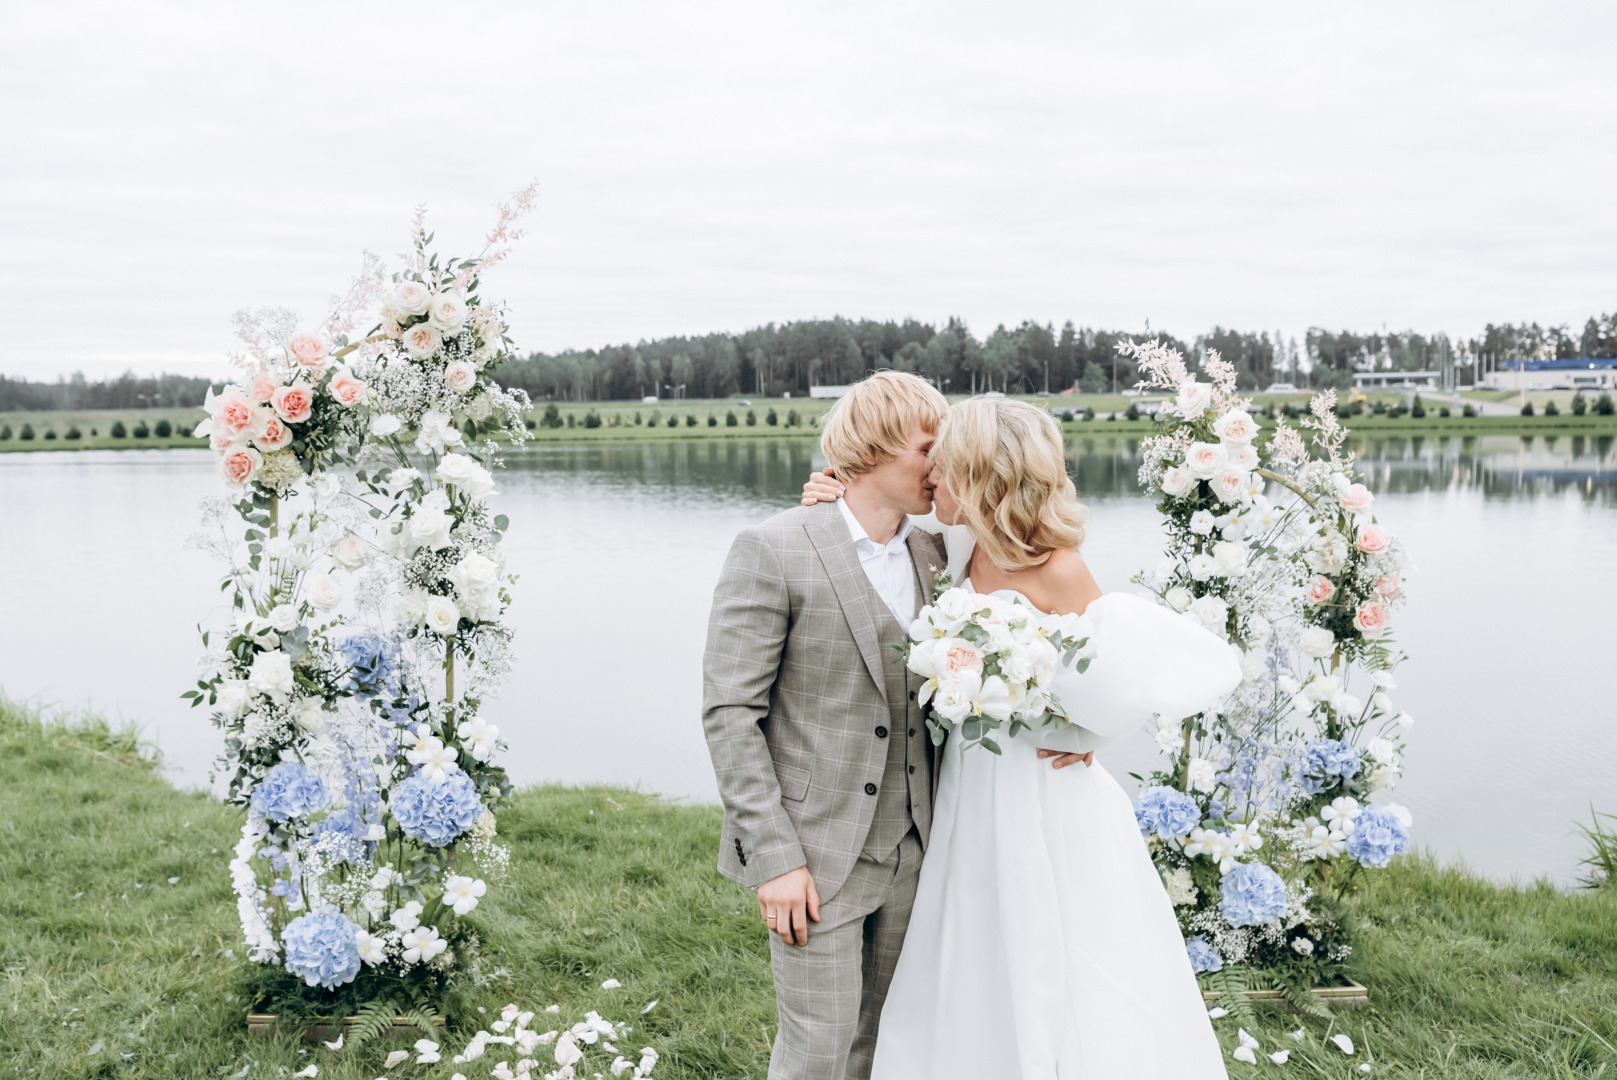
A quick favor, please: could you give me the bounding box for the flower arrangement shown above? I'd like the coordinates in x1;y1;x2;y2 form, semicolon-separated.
1118;338;1416;1001
903;581;1091;753
188;187;537;1026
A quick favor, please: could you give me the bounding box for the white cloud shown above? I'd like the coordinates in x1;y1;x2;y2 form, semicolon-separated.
2;0;1614;378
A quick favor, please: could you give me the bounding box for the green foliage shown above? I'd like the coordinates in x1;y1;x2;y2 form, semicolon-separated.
19;422;34;439
541;403;563;429
1411;395;1426;418
0;424;11;439
1199;966;1260;1028
1079;360;1108;393
1438;406;1450;418
707;414;718;427
746;409;757;426
1082;407;1095;420
43;428;57;440
665;413;678;427
766;407;778;426
1125;402;1141;420
786;409;799;427
1597;393;1615;416
1463;403;1478;417
524;417;536;429
154;418;173;437
583;410;602;429
1521;401;1535;416
1544;398;1560;416
1573;392;1588;416
111;419;127;437
133;420;150;437
1578;808;1617;890
65;425;82;438
685;414;697;427
566;413;575;428
725;410;737;427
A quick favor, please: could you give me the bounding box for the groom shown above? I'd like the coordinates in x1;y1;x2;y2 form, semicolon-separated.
701;371;950;1079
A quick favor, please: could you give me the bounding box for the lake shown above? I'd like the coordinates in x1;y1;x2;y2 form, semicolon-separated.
2;432;1614;885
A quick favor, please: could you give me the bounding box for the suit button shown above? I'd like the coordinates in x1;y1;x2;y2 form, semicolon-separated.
909;728;916;737
864;782;878;795
909;691;917;700
875;726;888;739
908;765;916;774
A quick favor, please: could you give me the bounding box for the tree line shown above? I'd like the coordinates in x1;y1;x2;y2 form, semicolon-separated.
5;306;1613;410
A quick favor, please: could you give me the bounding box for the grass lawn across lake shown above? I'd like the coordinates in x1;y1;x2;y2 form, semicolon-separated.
3;700;1616;1077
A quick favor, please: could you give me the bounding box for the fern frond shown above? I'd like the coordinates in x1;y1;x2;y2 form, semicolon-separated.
399;1007;441;1041
343;996;399;1050
1201;967;1260;1028
1264;970;1333;1019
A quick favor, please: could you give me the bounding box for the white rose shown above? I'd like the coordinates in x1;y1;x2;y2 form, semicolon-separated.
1366;737;1399;764
330;535;369;571
369;413;404;437
295;699;327;733
1340;483;1375;514
247;650;295;699
1175;381;1213;418
415;409;464;455
1306;674;1340;702
449;552;500;593
1395;711;1415;730
1184;441;1228;480
392;280;431;316
1189;510;1216;536
1210;468;1250;504
465;392;494;422
429;291;469;332
1188;553;1216;581
266;604;299;633
1164;586;1193;612
305;573;342;611
1160;466;1195;497
401;322;442;359
396;587;429;626
1300;626;1336;659
408;509;454;552
435;453;495;497
1240;649;1268;683
443;360;478;393
1248;614;1272;639
1187;757;1217;793
1186;595;1229;638
425;595;461;636
1212;540;1248;577
1225;443;1259;472
217;678;252;717
1213;408;1257;444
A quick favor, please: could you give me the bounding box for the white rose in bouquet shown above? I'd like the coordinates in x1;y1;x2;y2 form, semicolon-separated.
443;360;478;393
1210;468;1249;504
402;322;443;359
217;678;252;717
370;413;404;438
1225;443;1259;472
330;535;369;571
295;699;327;733
1213;409;1257;444
1300;626;1336;658
267;604;299;633
429;291;469;332
1184;441;1227;479
1164;586;1193;612
247;650;295;699
1186;595;1229;638
393;280;432;316
465;392;495;423
1187;757;1217;793
1212;540;1248;577
305;572;342;611
408;508;455;553
1189;509;1215;536
1160;465;1195;497
1340;483;1375;514
415;409;465;455
425;595;462;636
1188;553;1216;581
397;587;430;627
436;453;495;497
1175;381;1213;418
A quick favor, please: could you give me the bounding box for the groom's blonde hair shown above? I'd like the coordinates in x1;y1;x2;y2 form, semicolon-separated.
819;371;949;480
932;396;1086;570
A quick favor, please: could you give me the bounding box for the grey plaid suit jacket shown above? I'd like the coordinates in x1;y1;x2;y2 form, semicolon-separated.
702;501;949;902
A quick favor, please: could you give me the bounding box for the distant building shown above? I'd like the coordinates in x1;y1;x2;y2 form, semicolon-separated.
1353;370;1440;390
809;385;852;399
1264;383;1300;394
1479;359;1617;393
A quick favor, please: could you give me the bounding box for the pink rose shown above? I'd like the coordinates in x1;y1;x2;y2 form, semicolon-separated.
1355;524;1389;554
392;280;432;316
220;446;263;487
1160;465;1194;497
1184;441;1228;480
210;430;237;451
1304;576;1337;606
210;388;261;442
1375;574;1402;600
254;415;293;451
1340;483;1374;514
943;641;983;679
271;384;313;424
1213;409;1257;445
286;333;328;371
1210;468;1249;504
401;323;442;359
1353;600;1390;638
330;368;367;405
444;361;477;393
247;376;278;404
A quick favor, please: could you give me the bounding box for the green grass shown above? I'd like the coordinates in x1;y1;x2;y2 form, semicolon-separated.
3;703;1616;1078
0;408;206;452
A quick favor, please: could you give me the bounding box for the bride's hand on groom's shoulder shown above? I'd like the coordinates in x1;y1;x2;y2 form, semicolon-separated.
1038;748;1094;770
801;468;844;506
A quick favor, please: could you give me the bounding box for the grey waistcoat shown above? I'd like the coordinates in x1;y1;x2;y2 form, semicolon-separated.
861;562;934;860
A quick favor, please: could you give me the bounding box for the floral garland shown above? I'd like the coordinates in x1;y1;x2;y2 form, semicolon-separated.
1119;339;1415;985
188;187;536;1007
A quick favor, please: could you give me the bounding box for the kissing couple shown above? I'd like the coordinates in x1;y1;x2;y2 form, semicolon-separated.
702;372;1241;1079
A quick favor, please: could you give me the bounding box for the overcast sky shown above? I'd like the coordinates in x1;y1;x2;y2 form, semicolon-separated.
3;1;1614;379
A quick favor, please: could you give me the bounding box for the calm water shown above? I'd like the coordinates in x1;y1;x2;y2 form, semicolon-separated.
2;433;1614;884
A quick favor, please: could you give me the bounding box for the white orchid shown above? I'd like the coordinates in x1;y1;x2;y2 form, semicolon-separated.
443;874;487;915
402;924;447;963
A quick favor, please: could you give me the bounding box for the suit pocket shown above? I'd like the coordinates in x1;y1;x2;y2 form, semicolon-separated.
773;761;811;803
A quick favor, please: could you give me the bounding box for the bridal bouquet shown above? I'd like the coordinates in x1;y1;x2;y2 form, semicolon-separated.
904;583;1091;754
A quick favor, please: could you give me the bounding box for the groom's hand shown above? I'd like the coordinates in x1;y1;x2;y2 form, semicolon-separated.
757;866;821;946
1038;748;1094;769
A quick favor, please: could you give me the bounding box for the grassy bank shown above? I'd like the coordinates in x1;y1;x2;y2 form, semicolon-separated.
3;701;1615;1078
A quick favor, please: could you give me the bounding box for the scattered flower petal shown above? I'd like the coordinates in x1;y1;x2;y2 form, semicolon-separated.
1332;1033;1356;1055
1233;1044;1257;1064
1207;1007;1228;1019
640;1000;658;1015
1238;1028;1260;1048
384;1050;410;1068
293;1066;318;1078
1287;1028;1305;1042
322;1034;343;1051
1270;1049;1290;1063
601;978;622;989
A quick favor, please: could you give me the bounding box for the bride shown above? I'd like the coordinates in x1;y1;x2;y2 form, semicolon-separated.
804;396;1238;1078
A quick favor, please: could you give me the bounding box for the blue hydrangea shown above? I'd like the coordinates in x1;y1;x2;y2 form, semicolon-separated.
250;762;330;823
391;771;483;848
1297;738;1360;794
1219;861;1289;927
1134;786;1202;841
342;633;400;701
310;807;372;865
281;905;361;989
1185;934;1223;973
1347;806;1410;868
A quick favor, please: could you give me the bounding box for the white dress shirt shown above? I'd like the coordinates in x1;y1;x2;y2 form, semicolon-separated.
836;498;917;627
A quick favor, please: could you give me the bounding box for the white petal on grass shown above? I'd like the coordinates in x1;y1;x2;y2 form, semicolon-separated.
167;877;180;885
1287;1028;1306;1041
1237;1028;1260;1048
1360;1066;1373;1073
1232;1044;1257;1064
544;1004;560;1014
1207;1007;1228;1019
601;978;622;989
88;1039;104;1056
384;1049;410;1068
640;1000;658;1015
1269;1049;1291;1063
322;1033;343;1051
1332;1033;1356;1054
292;1066;318;1078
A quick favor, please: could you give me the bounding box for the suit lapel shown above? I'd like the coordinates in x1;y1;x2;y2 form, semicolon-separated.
806;511;891;708
906;530;944;611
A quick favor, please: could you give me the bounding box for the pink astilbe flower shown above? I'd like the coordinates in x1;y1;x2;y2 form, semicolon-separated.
1116;338;1189;392
1302;389;1349;465
1268;423;1308;468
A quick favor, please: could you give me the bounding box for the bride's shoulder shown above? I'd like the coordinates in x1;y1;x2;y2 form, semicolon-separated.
1028;548;1102;615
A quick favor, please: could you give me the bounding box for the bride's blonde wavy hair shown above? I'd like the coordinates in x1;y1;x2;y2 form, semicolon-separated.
931;397;1086;570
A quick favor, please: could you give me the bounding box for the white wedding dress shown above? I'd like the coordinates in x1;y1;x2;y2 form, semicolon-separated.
870;532;1241;1079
